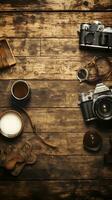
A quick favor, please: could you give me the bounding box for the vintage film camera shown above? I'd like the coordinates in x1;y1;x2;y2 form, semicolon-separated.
79;21;112;50
79;83;112;122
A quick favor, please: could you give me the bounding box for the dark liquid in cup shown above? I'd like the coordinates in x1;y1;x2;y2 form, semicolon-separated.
13;82;28;99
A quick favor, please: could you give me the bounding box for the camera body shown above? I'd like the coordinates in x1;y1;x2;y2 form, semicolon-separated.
79;83;112;122
79;21;112;50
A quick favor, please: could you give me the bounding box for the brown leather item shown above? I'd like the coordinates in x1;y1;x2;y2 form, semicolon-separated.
83;129;102;152
79;56;112;84
1;141;37;176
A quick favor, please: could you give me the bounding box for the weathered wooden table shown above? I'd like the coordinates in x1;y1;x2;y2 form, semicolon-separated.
0;1;112;199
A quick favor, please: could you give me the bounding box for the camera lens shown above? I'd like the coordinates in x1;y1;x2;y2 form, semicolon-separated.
77;68;88;82
94;96;112;120
85;33;94;45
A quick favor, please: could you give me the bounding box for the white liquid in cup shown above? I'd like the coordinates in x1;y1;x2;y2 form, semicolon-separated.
0;111;23;138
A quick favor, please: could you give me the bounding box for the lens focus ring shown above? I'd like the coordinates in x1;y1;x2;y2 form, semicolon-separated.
93;96;112;121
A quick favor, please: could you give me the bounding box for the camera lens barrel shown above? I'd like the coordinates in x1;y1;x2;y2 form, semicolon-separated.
93;96;112;121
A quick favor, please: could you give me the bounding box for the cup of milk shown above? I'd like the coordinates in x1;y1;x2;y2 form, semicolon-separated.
0;110;24;138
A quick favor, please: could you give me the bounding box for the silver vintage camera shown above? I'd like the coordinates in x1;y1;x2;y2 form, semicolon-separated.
79;83;112;122
79;21;112;50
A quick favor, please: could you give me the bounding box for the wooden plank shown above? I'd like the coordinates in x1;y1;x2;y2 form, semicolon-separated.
0;0;111;11
19;155;112;180
0;130;110;156
0;56;86;80
0;55;112;80
1;154;112;180
0;180;112;200
0;12;112;38
0;80;112;107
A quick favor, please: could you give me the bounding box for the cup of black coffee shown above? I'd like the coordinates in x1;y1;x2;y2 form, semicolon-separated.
11;80;31;105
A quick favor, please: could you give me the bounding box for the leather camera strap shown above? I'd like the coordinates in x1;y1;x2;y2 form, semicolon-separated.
78;56;112;84
86;56;112;84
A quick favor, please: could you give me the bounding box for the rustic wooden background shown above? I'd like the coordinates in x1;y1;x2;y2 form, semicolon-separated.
0;0;112;199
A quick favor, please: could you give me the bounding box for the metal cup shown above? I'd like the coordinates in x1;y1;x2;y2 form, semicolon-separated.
11;80;31;105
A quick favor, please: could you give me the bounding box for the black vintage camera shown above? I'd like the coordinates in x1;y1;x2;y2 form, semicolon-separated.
79;21;112;50
79;83;112;122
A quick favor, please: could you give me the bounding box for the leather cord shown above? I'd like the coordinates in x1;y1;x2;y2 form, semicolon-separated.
12;103;57;150
82;56;112;84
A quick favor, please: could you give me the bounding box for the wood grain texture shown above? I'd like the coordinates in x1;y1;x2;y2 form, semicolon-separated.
0;2;112;199
1;55;112;80
0;0;111;11
0;180;112;200
0;11;111;80
0;154;112;180
0;12;112;38
8;39;41;56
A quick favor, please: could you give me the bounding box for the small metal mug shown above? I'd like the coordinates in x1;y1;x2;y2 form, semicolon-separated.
11;80;31;105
